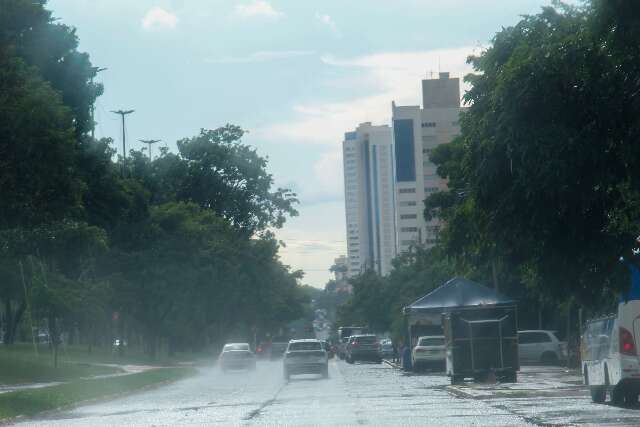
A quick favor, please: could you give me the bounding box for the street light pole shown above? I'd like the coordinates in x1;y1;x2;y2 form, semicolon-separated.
139;139;161;161
90;67;107;139
111;109;135;176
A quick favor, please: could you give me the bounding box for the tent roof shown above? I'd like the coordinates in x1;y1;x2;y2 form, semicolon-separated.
406;277;515;312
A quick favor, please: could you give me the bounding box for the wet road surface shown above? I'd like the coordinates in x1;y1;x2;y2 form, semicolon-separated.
13;359;527;426
12;360;640;426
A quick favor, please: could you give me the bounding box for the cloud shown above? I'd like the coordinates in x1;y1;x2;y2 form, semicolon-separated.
259;47;477;147
233;1;283;19
206;50;314;64
315;13;340;36
141;7;178;30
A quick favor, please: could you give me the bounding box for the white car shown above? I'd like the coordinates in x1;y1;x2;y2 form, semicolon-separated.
412;336;445;370
283;339;328;380
583;299;640;404
518;330;567;365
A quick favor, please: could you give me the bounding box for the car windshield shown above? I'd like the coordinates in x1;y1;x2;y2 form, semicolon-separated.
224;344;249;351
289;342;322;351
5;1;630;425
419;338;445;347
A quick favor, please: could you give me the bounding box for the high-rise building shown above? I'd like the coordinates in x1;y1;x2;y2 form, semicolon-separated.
392;72;462;252
342;122;397;277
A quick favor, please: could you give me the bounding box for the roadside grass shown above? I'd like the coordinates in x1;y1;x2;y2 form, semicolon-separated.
0;366;197;421
0;343;214;386
0;347;123;386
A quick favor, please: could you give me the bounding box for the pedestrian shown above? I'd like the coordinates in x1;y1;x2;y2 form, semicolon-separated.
392;341;399;364
401;342;412;371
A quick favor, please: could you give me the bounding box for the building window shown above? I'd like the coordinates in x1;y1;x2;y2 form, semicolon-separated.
401;240;414;245
421;122;436;128
400;214;417;220
399;201;417;207
426;238;438;244
398;188;416;194
425;187;439;194
400;227;418;232
393;119;416;182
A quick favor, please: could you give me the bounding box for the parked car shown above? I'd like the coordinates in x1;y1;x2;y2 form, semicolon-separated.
283;339;328;380
412;336;445;371
582;298;640;404
345;334;382;364
270;341;288;360
518;330;567;365
219;343;256;372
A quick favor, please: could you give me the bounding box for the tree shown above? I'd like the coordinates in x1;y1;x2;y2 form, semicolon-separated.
424;2;640;307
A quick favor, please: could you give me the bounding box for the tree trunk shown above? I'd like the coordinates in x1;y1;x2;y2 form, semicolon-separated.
49;316;59;368
491;259;499;291
4;298;26;345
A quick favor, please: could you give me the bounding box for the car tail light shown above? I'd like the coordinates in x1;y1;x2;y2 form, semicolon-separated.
620;327;637;356
415;348;427;353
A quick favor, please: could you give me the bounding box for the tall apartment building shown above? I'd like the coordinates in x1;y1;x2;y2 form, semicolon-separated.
392;72;462;253
342;123;397;277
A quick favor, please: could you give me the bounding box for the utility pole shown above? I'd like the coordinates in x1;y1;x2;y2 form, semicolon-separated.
90;67;107;139
139;139;161;161
111;109;135;176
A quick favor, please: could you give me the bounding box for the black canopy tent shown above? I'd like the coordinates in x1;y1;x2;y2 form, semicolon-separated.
403;277;516;346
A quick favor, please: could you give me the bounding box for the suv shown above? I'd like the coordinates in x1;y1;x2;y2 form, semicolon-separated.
518;330;567;365
283;339;328;380
345;334;381;364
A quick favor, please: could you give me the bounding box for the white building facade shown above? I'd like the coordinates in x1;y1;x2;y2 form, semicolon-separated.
392;72;462;253
342;123;397;277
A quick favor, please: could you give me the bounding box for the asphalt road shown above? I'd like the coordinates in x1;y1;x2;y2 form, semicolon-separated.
14;359;529;427
14;360;640;426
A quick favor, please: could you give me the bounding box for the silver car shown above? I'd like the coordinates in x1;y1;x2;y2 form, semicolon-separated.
283;339;328;380
219;343;256;372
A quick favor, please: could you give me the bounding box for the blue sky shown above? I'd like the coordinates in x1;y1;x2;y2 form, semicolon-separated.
49;0;560;287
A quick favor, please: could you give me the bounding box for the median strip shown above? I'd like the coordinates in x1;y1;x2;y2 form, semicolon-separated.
0;366;197;422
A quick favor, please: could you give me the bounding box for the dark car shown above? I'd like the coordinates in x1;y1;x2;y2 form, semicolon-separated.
219;343;256;372
345;334;381;364
321;340;335;358
270;342;288;360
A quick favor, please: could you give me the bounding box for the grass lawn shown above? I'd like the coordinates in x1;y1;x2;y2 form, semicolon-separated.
0;346;123;386
0;343;214;386
0;366;197;421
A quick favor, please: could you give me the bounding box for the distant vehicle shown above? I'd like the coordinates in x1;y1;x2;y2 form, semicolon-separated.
380;342;394;359
219;343;256;372
345;334;381;364
270;341;289;360
582;299;640;404
337;326;368;359
112;338;127;351
412;336;445;370
283;339;328;380
320;340;335;358
518;330;567;365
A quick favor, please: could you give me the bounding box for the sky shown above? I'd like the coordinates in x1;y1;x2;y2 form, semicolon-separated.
48;0;561;288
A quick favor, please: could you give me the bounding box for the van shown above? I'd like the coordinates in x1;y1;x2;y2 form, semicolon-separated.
582;300;640;404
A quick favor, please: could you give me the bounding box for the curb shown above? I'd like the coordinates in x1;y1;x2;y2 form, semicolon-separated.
382;359;402;370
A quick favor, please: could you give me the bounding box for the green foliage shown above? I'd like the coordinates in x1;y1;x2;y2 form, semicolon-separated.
0;0;304;363
423;1;640;307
